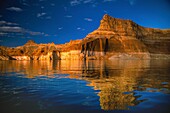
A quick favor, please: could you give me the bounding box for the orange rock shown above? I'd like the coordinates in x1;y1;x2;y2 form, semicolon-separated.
1;14;170;60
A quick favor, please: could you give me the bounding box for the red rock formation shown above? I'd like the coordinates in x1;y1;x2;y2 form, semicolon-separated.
24;40;37;46
0;40;60;60
0;14;170;60
62;14;170;60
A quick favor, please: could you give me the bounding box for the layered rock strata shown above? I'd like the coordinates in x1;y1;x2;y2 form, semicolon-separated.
60;14;170;60
0;40;60;60
0;14;170;60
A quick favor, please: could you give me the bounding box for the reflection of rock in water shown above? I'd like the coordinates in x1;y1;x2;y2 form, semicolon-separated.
83;60;150;110
58;60;151;110
0;59;170;110
0;61;55;78
81;60;170;110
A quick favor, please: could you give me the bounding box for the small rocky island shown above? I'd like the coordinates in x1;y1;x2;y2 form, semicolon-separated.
1;14;170;60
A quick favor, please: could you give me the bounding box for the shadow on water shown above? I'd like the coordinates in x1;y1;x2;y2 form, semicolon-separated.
0;59;170;113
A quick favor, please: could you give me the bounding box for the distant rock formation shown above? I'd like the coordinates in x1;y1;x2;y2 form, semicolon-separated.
0;40;60;60
24;40;37;46
0;14;170;60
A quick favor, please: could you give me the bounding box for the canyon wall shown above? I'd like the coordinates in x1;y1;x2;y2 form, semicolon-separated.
0;14;170;60
60;14;170;60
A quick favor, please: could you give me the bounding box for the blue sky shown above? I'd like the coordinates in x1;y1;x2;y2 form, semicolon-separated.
0;0;170;47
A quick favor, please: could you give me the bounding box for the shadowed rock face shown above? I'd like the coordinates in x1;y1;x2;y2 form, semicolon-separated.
0;14;170;60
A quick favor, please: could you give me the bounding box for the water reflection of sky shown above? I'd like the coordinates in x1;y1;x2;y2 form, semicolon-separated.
0;60;170;113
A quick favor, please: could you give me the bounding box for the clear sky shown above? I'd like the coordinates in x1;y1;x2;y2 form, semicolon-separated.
0;0;170;47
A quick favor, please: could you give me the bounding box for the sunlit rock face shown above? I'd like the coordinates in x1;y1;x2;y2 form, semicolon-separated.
0;40;60;60
60;50;82;60
83;14;170;59
24;40;37;46
0;46;11;60
60;40;83;60
1;14;170;60
12;56;31;60
60;14;170;60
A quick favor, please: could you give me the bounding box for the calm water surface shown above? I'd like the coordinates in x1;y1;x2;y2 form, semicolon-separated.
0;59;170;113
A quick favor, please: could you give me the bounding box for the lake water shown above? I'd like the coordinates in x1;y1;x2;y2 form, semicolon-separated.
0;59;170;113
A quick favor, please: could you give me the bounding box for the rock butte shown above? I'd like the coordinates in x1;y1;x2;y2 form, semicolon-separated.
1;14;170;60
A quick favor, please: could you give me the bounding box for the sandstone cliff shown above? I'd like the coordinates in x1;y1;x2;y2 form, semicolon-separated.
0;40;60;60
60;14;170;60
0;14;170;60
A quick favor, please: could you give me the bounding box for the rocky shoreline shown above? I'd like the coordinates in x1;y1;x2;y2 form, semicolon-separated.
1;14;170;60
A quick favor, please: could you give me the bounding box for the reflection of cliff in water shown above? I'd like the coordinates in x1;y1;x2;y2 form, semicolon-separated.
85;60;147;110
43;59;170;110
0;61;56;78
62;60;151;110
0;60;170;110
